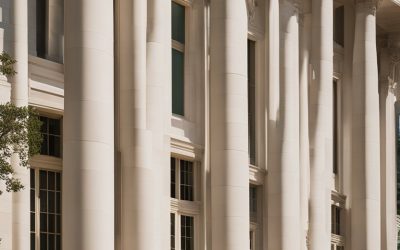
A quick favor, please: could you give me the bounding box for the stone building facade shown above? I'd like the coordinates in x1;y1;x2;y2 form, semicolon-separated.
0;0;399;249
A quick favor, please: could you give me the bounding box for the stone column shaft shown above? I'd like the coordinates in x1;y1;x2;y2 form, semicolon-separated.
299;1;311;248
351;1;381;249
118;0;154;249
268;0;301;249
309;0;333;249
63;0;114;249
147;0;171;248
10;0;29;249
210;0;249;249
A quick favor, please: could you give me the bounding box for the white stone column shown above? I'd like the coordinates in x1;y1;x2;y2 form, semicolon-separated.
309;0;333;249
209;0;249;249
10;0;30;249
147;0;171;248
63;0;114;249
351;1;381;249
117;0;155;249
267;0;301;249
46;0;64;63
299;0;311;248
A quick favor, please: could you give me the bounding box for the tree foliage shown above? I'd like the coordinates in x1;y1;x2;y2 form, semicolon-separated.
0;52;42;195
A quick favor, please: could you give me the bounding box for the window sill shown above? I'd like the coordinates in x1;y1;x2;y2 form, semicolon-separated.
30;154;62;171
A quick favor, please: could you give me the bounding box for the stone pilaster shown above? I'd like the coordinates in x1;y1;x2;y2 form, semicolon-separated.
351;0;381;249
63;0;115;248
210;0;249;249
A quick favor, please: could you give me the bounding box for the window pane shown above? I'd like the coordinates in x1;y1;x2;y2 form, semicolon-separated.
48;118;61;135
48;191;55;213
48;234;55;250
56;235;61;250
171;213;175;250
40;213;47;232
172;49;184;116
56;173;61;191
31;232;36;250
40;170;47;190
48;214;55;233
56;215;61;234
180;160;193;201
181;215;194;250
31;168;35;189
248;40;256;165
171;158;176;198
48;172;55;191
31;212;35;231
40;135;48;155
56;192;61;214
40;191;47;213
49;135;61;157
31;189;36;212
172;2;185;44
334;6;344;46
249;186;257;215
40;233;47;250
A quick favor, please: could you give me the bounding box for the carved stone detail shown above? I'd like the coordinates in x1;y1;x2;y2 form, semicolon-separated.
246;0;257;23
355;0;382;16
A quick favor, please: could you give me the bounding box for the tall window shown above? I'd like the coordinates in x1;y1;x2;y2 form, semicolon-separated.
249;185;260;250
40;116;61;158
31;169;62;250
170;156;199;250
35;0;64;63
172;2;185;116
333;80;339;175
334;6;344;46
331;204;344;250
248;40;256;165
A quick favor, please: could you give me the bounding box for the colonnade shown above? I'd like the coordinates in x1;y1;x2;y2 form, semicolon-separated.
5;0;396;249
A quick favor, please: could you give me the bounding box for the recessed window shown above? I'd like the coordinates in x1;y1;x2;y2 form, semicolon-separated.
30;168;62;250
249;185;257;216
171;213;176;250
331;205;341;235
248;40;256;165
333;80;339;174
171;2;185;116
170;155;198;250
171;157;194;201
334;6;344;46
40;116;61;158
180;215;194;250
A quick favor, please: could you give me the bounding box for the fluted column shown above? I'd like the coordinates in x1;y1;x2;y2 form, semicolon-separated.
117;0;154;249
63;0;114;249
10;0;29;249
309;0;333;249
210;0;249;249
299;0;311;248
351;1;381;249
147;0;171;248
267;0;301;249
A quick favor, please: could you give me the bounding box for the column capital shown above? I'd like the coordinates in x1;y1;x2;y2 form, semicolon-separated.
355;0;382;15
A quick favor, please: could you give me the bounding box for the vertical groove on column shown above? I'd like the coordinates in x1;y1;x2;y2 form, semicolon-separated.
351;1;381;249
309;0;333;249
210;0;249;249
63;0;115;249
10;0;29;249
